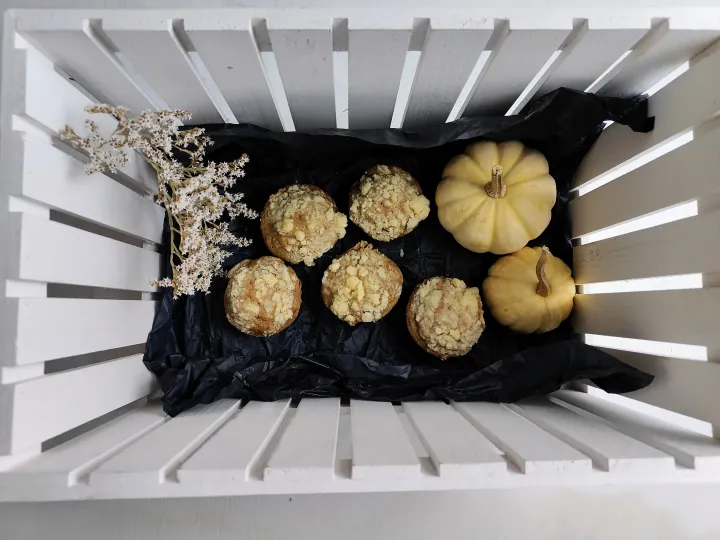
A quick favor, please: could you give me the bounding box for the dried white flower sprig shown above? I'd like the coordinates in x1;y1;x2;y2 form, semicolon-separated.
60;105;257;297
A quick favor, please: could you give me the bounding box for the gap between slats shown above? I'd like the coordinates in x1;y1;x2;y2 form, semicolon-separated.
178;400;291;483
7;293;153;366
552;390;720;471
509;398;675;473
576;385;715;439
0;403;167;487
0;355;156;455
574;289;720;357
90;400;239;487
574;34;720;194
15;44;156;195
590;349;720;426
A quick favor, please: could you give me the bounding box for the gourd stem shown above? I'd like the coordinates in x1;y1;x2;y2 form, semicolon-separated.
485;165;507;198
536;247;552;297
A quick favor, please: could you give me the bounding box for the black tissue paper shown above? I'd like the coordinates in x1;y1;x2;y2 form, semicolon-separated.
143;88;655;416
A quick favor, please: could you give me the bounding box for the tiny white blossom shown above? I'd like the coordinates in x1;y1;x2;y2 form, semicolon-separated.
61;105;254;298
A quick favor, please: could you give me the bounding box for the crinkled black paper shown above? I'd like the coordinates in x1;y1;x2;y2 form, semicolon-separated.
144;88;655;416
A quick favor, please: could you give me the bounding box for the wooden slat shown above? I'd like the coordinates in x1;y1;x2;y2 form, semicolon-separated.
265;398;340;481
453;402;592;474
571;123;720;238
537;27;648;96
553;390;720;471
0;404;166;489
403;26;492;129
269;28;335;130
463;27;570;116
574;290;720;352
573;210;720;284
1;355;156;454
21;30;153;119
599;29;720;98
178;400;290;483
575;37;720;188
185;29;281;130
348;27;411;129
595;349;720;425
11;298;155;365
103;29;221;124
18;135;163;243
16;213;160;292
350;400;420;479
403;402;506;479
19;46;156;193
510;398;674;472
90;400;239;488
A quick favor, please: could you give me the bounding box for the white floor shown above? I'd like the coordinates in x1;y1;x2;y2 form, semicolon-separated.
2;486;720;540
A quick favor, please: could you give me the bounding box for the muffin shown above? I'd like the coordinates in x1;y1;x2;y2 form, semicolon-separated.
349;165;430;241
406;277;485;359
225;256;302;337
261;184;348;266
321;241;403;326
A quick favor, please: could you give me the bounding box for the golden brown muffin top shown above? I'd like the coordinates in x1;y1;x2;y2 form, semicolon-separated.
321;241;403;325
262;184;347;265
350;165;430;242
225;256;301;337
408;277;484;358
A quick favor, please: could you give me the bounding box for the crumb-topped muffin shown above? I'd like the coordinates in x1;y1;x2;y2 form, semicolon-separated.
349;165;430;241
406;277;485;359
261;184;348;266
321;241;403;326
225;256;302;337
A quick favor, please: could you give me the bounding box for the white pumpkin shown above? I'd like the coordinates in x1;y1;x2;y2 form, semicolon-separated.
436;141;557;254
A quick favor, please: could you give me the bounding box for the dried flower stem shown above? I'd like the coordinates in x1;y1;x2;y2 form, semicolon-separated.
60;105;256;297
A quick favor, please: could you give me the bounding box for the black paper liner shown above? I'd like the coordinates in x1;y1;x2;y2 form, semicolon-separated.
143;88;655;416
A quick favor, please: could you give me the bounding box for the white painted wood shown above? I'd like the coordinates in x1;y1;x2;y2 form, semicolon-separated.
178;400;290;483
20;30;153;119
575;37;720;189
553;390;720;472
18;45;156;193
17;134;163;243
91;400;239;488
10;298;156;365
599;29;720;98
574;289;720;354
265;398;340;482
102;28;222;124
14;213;160;292
348;26;411;129
403;25;492;129
510;398;674;472
350;400;420;480
1;355;156;454
571;122;720;238
593;349;720;425
269;28;335;130
453;402;592;474
403;402;506;479
183;29;281;130
573;210;720;284
537;26;649;96
0;404;166;491
463;27;571;116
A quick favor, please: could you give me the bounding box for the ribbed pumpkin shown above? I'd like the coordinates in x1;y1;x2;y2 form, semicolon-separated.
436;141;556;254
482;246;575;334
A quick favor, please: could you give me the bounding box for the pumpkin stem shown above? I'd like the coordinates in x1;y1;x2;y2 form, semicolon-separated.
536;246;552;297
485;165;507;198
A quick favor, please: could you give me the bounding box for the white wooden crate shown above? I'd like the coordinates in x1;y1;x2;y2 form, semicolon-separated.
1;6;719;501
